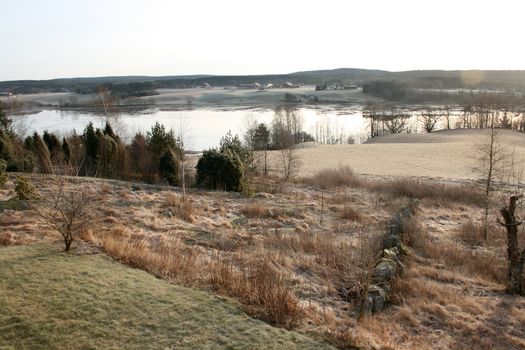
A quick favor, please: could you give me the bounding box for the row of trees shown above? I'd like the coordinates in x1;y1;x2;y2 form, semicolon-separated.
0;101;314;193
0;100;186;186
362;93;525;139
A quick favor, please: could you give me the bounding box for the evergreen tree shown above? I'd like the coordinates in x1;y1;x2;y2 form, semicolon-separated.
159;148;179;186
104;121;115;138
43;130;63;163
62;137;71;163
83;122;99;175
32;132;52;174
98;134;118;178
252;123;271;151
220;131;253;169
196;148;248;193
0;102;11;133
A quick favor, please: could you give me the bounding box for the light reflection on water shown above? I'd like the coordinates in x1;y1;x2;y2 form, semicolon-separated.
14;107;459;151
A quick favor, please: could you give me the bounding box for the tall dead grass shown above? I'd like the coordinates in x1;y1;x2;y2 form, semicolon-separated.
209;256;302;329
364;179;484;206
304;167;484;206
303;166;360;190
87;226;302;328
402;217;506;285
164;193;196;223
89;227;203;284
240;202;271;218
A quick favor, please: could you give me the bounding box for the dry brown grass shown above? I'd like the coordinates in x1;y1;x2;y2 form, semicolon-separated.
88;226;302;329
209;256;302;329
457;220;486;246
240;202;271;218
304;167;484;206
423;240;505;284
9;173;523;350
303;166;360;190
89;227;203;284
164;193;196;223
403;215;506;285
0;232;16;246
339;205;363;222
363;178;484;206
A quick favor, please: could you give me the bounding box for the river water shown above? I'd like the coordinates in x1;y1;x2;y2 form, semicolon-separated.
13;106;457;151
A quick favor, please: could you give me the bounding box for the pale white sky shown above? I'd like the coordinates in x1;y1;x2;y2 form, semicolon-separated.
1;0;524;81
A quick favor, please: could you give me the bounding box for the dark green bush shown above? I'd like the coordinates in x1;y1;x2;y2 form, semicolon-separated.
196;149;248;193
159;148;180;186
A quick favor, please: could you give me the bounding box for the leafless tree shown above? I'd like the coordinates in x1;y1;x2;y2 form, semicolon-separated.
473;116;508;240
362;103;380;139
442;105;452;130
279;146;301;182
177;115;192;199
384;109;410;134
36;177;97;251
419;108;441;133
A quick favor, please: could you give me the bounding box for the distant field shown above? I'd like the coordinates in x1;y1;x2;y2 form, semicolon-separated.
1;86;375;109
0;243;332;350
287;129;525;181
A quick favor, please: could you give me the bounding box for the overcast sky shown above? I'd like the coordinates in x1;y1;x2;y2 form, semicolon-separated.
1;0;524;81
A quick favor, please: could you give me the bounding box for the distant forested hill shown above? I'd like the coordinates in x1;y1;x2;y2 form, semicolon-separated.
1;68;525;94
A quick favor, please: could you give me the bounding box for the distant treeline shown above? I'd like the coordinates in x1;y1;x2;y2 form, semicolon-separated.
362;92;525;139
4;68;525;95
362;80;408;101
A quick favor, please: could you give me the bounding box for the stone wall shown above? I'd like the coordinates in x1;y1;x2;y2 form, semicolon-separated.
362;199;418;314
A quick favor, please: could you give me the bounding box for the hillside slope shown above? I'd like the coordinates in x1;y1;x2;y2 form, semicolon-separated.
0;243;333;350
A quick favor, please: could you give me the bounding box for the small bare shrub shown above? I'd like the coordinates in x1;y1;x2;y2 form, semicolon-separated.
37;178;96;251
15;175;37;200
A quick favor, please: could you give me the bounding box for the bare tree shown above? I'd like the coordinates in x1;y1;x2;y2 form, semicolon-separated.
419;108;441;133
473;116;508;240
177;115;192;199
279;146;301;182
442;105;452;130
497;194;525;295
362;103;381;139
36;177;97;251
271;108;302;181
384;109;410;134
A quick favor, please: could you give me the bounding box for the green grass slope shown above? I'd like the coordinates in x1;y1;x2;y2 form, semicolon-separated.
0;243;333;350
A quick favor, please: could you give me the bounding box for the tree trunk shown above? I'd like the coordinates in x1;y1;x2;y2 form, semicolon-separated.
499;194;525;295
64;238;72;251
509;261;524;295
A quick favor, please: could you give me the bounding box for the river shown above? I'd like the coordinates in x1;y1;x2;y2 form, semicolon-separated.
12;106;459;151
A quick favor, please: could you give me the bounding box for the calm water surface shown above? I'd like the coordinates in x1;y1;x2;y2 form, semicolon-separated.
16;108;369;150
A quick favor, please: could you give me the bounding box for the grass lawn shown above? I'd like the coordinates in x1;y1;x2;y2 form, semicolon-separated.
0;243;333;350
